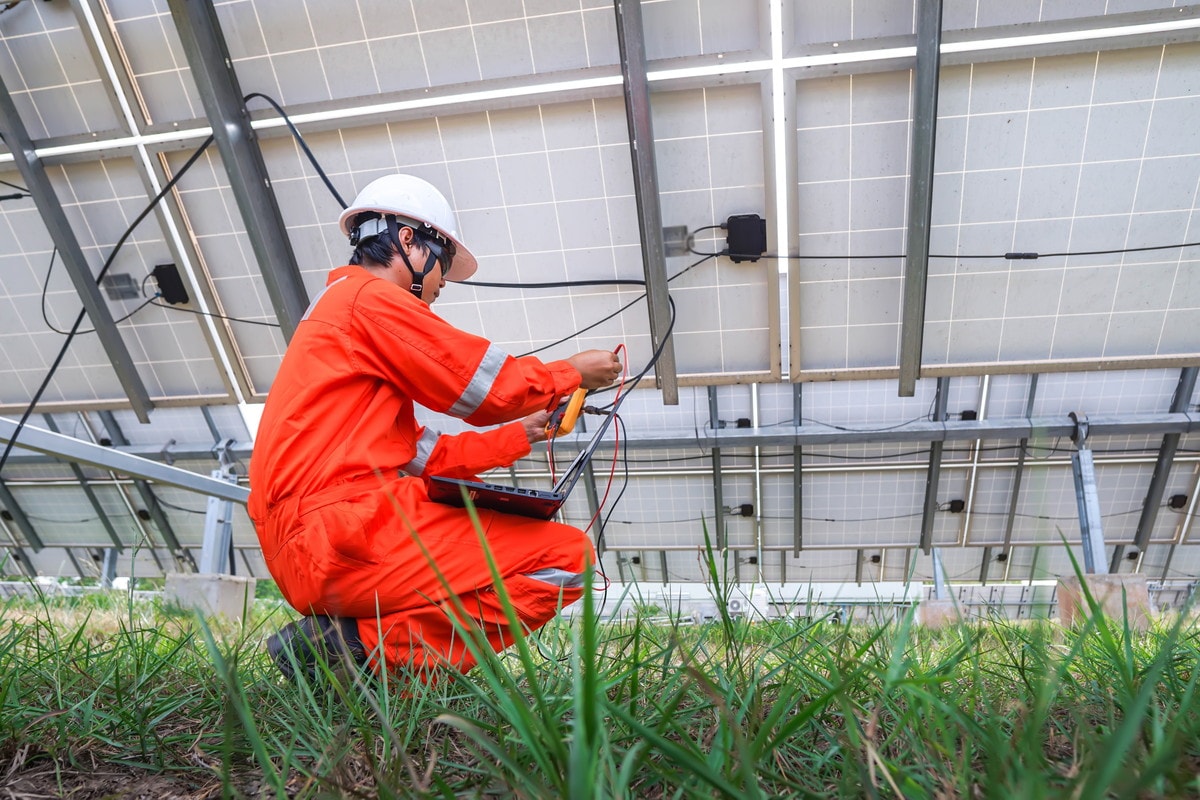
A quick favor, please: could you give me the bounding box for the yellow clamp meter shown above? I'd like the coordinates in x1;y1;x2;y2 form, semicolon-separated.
546;388;588;438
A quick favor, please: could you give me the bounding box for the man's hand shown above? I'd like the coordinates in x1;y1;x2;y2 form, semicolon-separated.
522;410;552;444
567;349;623;390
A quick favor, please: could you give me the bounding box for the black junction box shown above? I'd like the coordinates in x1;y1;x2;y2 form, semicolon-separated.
725;214;767;263
152;263;190;305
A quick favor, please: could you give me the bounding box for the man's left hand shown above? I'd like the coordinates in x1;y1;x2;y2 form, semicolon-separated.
522;410;552;444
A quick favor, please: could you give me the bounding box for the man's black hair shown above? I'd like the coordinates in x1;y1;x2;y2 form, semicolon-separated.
348;212;397;267
348;212;442;269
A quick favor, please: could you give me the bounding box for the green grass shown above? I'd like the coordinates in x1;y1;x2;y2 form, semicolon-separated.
1;577;1198;799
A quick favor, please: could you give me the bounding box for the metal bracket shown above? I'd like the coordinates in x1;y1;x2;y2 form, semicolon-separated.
211;437;237;469
1069;411;1089;448
160;438;177;466
199;439;240;574
1068;411;1107;574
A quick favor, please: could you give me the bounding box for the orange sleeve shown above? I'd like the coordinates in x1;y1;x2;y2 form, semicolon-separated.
402;422;531;480
349;280;581;425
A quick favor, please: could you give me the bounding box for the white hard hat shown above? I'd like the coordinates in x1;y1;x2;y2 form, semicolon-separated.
338;174;478;282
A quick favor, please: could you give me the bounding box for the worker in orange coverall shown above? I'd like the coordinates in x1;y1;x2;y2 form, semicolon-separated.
247;174;621;681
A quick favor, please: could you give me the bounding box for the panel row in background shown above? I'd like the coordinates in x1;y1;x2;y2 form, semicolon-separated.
417;369;1196;443
15;539;1195;588
5;440;1193;559
597;541;1200;586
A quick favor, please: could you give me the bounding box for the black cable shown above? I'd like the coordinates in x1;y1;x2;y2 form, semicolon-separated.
149;493;207;515
1037;241;1200;259
685;224;727;257
465;278;647;290
0;134;217;476
751;239;1200;262
147;299;281;328
794;412;935;434
516;253;713;358
0;177;29;193
597;412;631;552
519;293;644;357
589;295;678;408
40;248;156;334
243;92;347;210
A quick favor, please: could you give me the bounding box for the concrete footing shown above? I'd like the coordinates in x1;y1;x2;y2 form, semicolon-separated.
165;573;256;620
1057;574;1151;631
916;598;965;629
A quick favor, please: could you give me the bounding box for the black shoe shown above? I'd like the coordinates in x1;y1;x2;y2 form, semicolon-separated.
267;615;366;681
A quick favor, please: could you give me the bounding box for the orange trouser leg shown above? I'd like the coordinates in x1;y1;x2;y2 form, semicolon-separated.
264;478;594;678
358;578;584;677
271;479;592;618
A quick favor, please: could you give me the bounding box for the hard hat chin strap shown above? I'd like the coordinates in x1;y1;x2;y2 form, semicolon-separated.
386;214;441;298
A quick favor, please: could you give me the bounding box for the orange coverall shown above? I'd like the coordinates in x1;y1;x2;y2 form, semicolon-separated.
248;265;593;674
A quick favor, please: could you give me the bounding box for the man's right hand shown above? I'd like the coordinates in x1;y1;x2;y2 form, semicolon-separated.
567;349;623;390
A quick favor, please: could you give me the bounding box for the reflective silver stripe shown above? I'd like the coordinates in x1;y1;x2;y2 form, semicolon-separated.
301;275;348;321
448;343;507;419
401;427;441;476
524;568;585;589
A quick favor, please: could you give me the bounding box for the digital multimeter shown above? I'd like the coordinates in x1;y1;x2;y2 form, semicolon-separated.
545;388;588;438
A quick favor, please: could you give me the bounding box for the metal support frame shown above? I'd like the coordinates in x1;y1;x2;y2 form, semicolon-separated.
1001;374;1039;579
898;0;944;397
100;547;119;589
979;545;993;585
0;479;44;551
42;415;125;551
1127;367;1199;560
583;460;602;552
198;440;239;574
166;0;309;341
1163;464;1200;582
750;384;765;582
98;411;195;572
931;548;949;599
919;378;951;553
1069;412;1108;574
614;0;678;404
1;416;249;502
793;384;804;556
708;387;725;551
0;73;153;421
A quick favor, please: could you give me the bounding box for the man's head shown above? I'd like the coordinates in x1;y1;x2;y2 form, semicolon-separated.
339;175;478;303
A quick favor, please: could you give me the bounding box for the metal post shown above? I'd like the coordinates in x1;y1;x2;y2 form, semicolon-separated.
708;387;725;551
931;547;949;600
919;377;950;553
898;0;943;396
1130;366;1198;557
793;383;803;555
613;0;678;404
1003;374;1039;570
166;0;310;340
198;441;239;574
979;545;993;584
100;547;119;589
1069;412;1108;574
